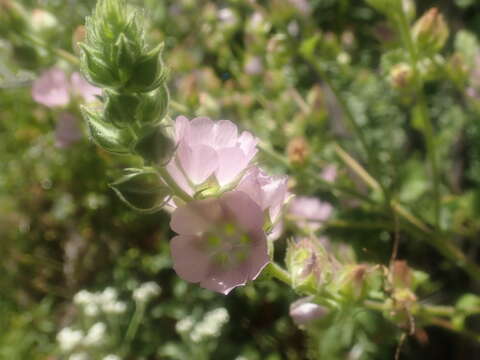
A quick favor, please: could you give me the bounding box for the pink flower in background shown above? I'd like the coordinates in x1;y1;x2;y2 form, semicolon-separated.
32;67;70;107
166;116;258;195
55;112;83;148
71;72;102;103
321;165;337;183
32;67;101;108
169;191;269;294
289;196;333;231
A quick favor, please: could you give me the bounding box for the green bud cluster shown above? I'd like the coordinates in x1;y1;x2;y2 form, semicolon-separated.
80;0;172;162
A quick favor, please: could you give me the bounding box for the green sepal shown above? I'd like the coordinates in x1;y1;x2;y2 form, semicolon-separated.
80;44;119;88
125;43;165;92
137;84;169;126
81;106;134;154
110;169;171;213
104;90;141;128
115;33;139;83
134;125;174;164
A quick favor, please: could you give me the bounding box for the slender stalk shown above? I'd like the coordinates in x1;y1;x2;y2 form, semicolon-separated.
394;7;441;228
157;166;193;203
268;262;292;286
258;142;376;205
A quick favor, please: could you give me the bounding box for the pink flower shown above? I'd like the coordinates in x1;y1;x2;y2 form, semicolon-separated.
166;116;258;195
237;166;288;225
55;112;82;148
289;196;333;231
32;67;101;108
71;72;102;103
169;191;269;294
32;67;70;108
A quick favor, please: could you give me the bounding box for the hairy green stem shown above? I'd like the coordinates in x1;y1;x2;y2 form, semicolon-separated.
268;262;292;286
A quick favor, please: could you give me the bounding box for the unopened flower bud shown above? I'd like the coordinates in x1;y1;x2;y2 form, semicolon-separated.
290;297;327;326
286;238;333;293
72;26;86;55
287;137;310;165
391;260;412;288
412;8;449;54
389;63;413;89
334;264;382;301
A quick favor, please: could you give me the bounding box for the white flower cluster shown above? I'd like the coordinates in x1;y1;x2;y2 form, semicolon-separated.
103;355;121;360
74;287;127;316
176;308;229;343
57;327;84;352
132;282;161;303
57;322;107;353
69;353;89;360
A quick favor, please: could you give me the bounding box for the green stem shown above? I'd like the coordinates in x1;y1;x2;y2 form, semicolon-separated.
258;142;376;205
395;6;441;228
123;302;146;355
268;262;292;286
158;166;193;203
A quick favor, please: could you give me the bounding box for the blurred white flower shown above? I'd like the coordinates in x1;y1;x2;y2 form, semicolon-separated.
133;282;161;303
69;353;89;360
103;355;121;360
175;316;194;333
57;327;84;352
190;308;229;342
100;287;118;303
103;301;127;314
84;303;100;317
73;290;94;306
83;322;106;346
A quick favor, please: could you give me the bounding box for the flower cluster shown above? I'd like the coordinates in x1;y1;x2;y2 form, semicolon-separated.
167;116;288;294
74;288;127;316
176;307;229;343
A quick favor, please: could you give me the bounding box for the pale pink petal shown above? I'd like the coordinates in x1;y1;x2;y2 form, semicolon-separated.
166;159;193;195
213;120;238;148
246;232;270;280
170;235;210;282
174;115;190;143
222;191;264;232
237;131;258;162
186;117;215;146
201;266;248;295
177;143;218;184
32;67;70;107
71;72;102;103
170;199;222;235
216;147;248;186
236;167;264;209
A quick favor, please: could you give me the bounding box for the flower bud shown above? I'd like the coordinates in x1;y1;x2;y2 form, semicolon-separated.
287;136;310;165
286;238;334;293
389;63;414;89
412;8;449;54
290;297;328;326
333;264;382;301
